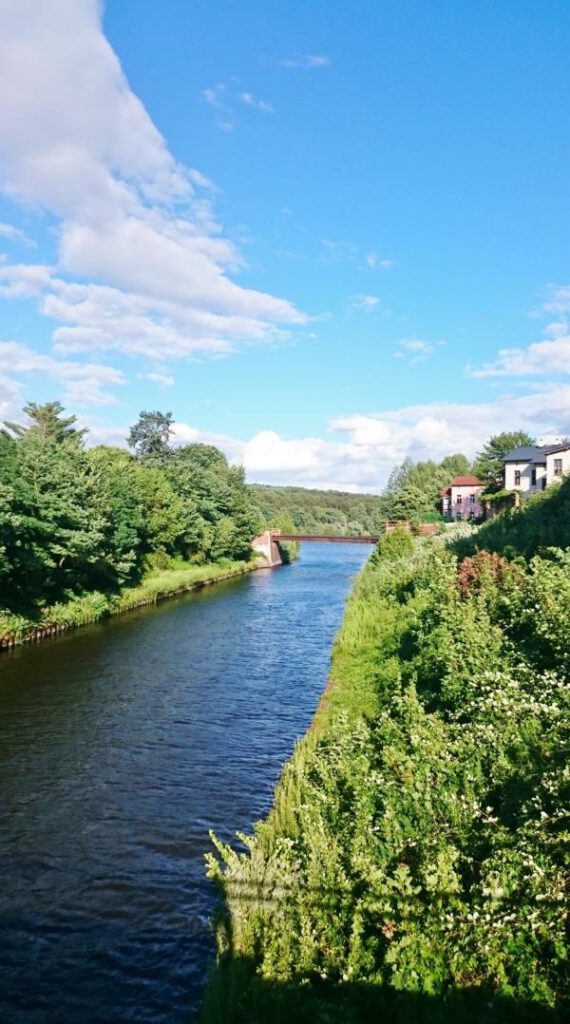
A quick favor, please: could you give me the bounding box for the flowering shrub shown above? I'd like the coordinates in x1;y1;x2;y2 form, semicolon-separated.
205;531;569;1022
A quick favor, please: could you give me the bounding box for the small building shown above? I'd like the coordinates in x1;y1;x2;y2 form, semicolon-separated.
441;475;485;521
502;443;570;500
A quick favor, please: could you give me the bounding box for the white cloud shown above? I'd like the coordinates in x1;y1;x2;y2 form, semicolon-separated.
366;252;395;270
470;328;570;378
141;371;175;388
394;337;444;364
0;222;33;246
0;1;304;374
239;92;273;113
69;381;570;492
0;372;24;422
350;294;379;313
0;340;126;407
202;84;226;110
0;261;53;297
541;283;570;316
280;55;330;69
179;384;570;490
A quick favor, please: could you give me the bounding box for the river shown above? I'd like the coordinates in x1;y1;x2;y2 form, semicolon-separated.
0;543;370;1023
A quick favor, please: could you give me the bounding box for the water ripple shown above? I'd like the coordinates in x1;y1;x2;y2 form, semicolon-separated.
0;544;369;1023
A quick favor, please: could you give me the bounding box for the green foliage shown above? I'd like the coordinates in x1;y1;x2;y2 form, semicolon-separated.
0;559;258;644
0;402;261;630
4;400;86;444
456;475;570;561
205;525;569;1020
379;454;470;522
127;408;174;462
473;431;535;489
249;484;385;536
371;525;415;564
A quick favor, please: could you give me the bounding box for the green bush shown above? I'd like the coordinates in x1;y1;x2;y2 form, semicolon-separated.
205;532;569;1022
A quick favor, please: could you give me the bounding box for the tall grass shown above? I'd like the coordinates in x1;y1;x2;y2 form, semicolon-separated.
0;558;264;647
204;522;569;1022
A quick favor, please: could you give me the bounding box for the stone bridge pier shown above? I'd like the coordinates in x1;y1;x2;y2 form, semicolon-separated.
251;530;284;567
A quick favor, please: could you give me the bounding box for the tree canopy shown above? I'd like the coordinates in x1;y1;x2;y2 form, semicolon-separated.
0;403;261;616
127;409;174;462
473;431;535;488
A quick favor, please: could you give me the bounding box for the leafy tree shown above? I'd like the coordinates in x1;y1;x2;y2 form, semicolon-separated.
4;401;86;444
378;453;472;522
135;465;187;555
473;431;535;488
440;453;471;477
127;409;174;462
87;446;146;586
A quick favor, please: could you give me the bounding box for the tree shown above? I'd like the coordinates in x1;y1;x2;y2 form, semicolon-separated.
440;453;471;477
4;401;86;444
378;454;472;522
474;431;535;489
127;410;174;462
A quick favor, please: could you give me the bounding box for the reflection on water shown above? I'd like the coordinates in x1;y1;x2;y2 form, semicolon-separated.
0;544;370;1023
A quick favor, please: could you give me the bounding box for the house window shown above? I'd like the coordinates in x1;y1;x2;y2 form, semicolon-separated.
456;494;462;505
554;458;563;477
531;468;537;486
470;493;476;504
514;470;521;486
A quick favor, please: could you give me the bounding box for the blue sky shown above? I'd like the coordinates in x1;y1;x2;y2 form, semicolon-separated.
0;0;568;490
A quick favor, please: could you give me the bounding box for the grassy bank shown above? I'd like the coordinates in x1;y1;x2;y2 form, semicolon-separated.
0;557;265;648
204;523;569;1023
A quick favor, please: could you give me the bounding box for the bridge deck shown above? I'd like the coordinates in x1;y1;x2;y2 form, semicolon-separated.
273;534;379;544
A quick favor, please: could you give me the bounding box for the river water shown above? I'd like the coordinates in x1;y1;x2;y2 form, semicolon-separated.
0;543;370;1023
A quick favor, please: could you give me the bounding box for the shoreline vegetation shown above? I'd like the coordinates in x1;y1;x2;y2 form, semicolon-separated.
0;556;267;649
0;403;268;650
204;486;570;1023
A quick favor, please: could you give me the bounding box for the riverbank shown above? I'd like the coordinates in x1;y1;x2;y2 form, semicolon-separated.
204;523;568;1023
0;557;268;649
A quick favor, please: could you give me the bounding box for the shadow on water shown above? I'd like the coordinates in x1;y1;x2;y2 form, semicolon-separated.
203;956;564;1024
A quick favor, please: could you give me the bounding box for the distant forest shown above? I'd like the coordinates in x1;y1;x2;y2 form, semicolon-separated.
249;484;386;536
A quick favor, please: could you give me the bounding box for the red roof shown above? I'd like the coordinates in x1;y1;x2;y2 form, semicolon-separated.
451;475;484;487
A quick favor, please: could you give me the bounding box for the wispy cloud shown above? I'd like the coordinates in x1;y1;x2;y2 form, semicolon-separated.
365;252;395;270
140;371;175;389
350;294;379;313
541;283;570;316
0;222;34;247
320;238;358;263
280;54;330;69
394;338;445;364
202;84;226;110
470;285;570;378
320;240;394;274
0;340;126;406
202;83;274;129
239;92;273;113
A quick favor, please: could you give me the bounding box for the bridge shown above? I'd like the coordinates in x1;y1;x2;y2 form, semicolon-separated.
276;534;379;544
251;529;379;566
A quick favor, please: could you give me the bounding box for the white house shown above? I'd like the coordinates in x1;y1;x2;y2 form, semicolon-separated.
502;443;570;499
441;475;485;520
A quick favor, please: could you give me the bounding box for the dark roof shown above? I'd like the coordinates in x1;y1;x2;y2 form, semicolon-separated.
503;444;570;464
